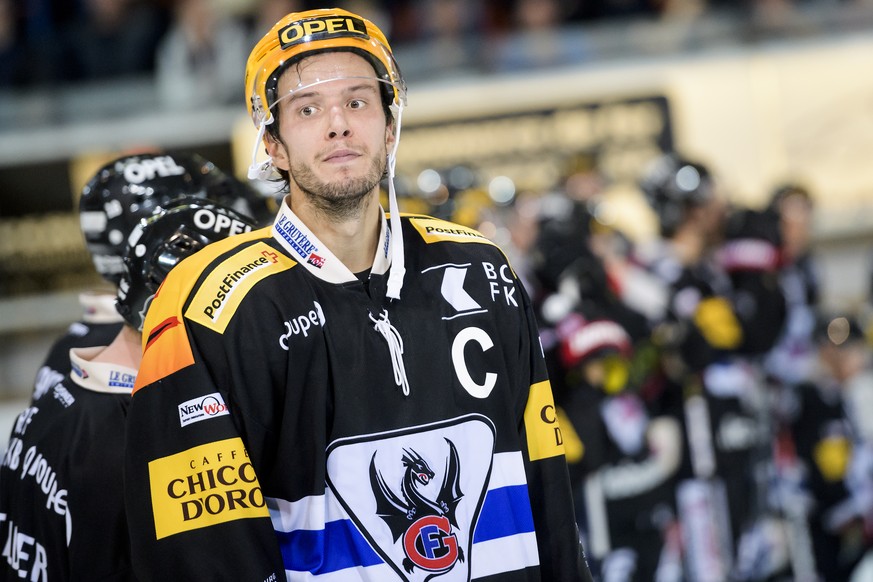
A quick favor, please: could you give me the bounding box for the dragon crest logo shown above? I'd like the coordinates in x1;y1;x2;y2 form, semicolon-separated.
325;415;496;581
370;441;464;574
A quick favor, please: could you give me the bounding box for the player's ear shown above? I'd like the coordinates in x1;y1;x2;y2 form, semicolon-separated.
385;121;396;150
265;133;289;172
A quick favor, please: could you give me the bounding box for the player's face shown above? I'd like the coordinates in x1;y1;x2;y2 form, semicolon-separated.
780;193;812;261
267;52;393;212
699;191;727;246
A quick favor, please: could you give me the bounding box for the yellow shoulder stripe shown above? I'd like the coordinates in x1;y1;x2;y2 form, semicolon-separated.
407;216;497;247
185;241;295;333
135;229;275;390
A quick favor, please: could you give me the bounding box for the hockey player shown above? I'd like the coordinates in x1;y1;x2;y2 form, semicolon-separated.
31;152;272;403
763;183;820;388
527;196;684;582
0;200;256;581
785;313;873;580
123;7;591;581
632;153;787;580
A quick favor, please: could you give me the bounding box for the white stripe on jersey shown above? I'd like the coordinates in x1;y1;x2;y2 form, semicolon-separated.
471;531;540;579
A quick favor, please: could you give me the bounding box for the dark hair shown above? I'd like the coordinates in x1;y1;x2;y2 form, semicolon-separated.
767;182;813;215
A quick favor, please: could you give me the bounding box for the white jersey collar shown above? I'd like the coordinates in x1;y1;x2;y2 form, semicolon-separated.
79;291;124;324
68;346;137;394
271;200;392;284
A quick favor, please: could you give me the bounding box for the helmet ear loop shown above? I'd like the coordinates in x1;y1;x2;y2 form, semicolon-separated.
248;113;276;181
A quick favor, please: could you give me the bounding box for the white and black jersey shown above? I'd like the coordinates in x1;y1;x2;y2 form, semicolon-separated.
124;202;591;581
0;347;135;581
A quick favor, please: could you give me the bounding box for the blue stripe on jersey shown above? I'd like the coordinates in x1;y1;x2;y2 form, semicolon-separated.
276;483;533;575
473;484;535;543
277;519;382;573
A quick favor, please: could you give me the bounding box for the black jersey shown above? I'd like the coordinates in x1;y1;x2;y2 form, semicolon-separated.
124;203;591;581
0;346;135;581
788;379;866;580
32;292;123;402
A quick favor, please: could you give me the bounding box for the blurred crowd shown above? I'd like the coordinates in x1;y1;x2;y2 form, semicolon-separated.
2;0;873;93
415;151;873;580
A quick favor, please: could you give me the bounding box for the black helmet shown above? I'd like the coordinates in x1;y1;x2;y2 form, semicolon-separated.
639;153;714;237
116;200;257;331
79;152;272;285
529;198;599;295
200;172;276;228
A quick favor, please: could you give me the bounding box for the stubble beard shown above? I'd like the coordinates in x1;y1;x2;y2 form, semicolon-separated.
291;153;386;222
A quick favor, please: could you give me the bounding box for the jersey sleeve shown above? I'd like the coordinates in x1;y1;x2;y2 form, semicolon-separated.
123;261;284;581
516;276;594;581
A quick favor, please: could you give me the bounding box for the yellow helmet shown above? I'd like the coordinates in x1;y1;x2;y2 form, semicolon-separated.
244;8;406;129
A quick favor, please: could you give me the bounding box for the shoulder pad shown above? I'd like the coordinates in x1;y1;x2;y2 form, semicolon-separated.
136;231;288;390
185;240;296;333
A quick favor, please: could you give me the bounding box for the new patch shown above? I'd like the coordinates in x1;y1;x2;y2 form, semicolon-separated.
178;392;230;427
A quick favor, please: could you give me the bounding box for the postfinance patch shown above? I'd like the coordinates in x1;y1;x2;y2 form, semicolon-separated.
186;242;295;333
148;438;268;539
524;380;566;461
409;216;497;247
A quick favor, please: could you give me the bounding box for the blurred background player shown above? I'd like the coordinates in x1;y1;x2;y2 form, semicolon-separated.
30;151;273;403
631;152;787;580
763;182;821;391
0;200;257;581
525;183;682;581
784;313;873;580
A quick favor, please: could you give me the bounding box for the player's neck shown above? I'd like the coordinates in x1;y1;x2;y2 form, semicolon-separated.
286;192;382;273
93;325;142;370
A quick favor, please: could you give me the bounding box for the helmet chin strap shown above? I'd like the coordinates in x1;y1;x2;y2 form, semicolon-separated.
385;101;405;301
375;102;409;394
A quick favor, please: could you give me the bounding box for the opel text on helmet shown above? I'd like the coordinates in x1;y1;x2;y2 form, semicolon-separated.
79;152;269;285
244;8;406;145
116;199;257;332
